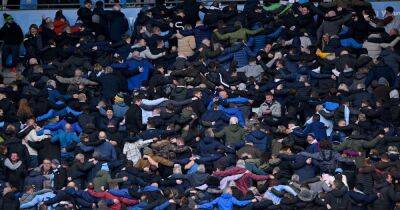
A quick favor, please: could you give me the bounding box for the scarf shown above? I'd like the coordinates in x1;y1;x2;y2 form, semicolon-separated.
4;158;22;170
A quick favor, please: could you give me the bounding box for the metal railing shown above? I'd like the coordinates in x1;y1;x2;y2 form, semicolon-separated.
1;0;398;10
1;0;249;10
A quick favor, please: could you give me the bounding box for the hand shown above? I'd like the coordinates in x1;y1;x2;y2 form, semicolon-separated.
198;47;203;52
92;46;98;51
122;176;128;181
92;203;96;208
211;121;216;125
192;97;199;101
276;84;283;90
176;179;183;184
230;86;237;91
67;177;72;181
251;198;257;203
138;67;144;72
113;199;120;204
213;28;218;32
331;75;336;80
257;55;261;61
269;175;275;179
169;199;176;203
143;155;149;159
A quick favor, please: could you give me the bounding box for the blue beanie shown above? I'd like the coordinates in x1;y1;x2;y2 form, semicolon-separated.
323;102;339;111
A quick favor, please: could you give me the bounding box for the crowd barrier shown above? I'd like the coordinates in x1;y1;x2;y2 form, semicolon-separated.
1;1;400;33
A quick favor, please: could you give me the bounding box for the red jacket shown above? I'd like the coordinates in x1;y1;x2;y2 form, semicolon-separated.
213;167;269;195
88;190;139;210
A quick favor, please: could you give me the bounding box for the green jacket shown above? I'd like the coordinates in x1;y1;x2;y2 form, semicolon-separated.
214;28;263;44
333;136;381;167
214;124;247;146
93;170;125;191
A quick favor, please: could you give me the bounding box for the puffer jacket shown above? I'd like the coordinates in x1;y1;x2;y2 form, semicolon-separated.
244;130;271;152
371;181;399;210
214;124;247;147
363;35;400;60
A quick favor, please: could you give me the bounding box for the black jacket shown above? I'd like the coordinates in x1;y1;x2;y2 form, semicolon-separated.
0;22;23;45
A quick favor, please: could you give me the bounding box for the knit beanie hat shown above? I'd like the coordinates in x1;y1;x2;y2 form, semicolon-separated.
3;14;13;23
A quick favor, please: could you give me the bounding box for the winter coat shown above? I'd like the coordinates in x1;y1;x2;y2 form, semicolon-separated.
214;28;263;44
300;149;354;173
257;100;282;120
106;11;129;42
325;187;350;210
218;44;257;68
94;140;117;162
96;73;125;100
372;182;400;210
293;121;328;141
363;35;400;60
198;193;252;210
214;124;247;147
177;35;196;57
194;25;211;47
93;170;125;192
4;136;29;167
24;170;45;191
213;167;269;195
244;130;271;152
125;104;143;134
237;63;264;81
111;57;153;90
0;22;23;45
123;139;153;164
51;130;80;149
348;190;378;210
4;159;26;190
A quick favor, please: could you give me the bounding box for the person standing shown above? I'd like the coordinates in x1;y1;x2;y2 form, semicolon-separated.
0;14;23;71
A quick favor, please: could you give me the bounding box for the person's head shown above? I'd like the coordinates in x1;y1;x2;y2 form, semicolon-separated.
29;24;38;35
98;131;107;140
24;185;35;194
74;68;83;77
312;114;320;122
229;117;239;125
307;134;316;143
75;153;85;163
106;108;114;119
193;90;202;99
42;159;52;171
138;38;147;46
84;0;92;8
280;146;292;154
26;118;37;127
64;123;73;132
112;4;121;11
219;90;228;99
386;6;394;16
223;187;232;194
300;6;309;15
332;179;344;190
173;164;182;174
10;152;19;162
319;140;332;150
265;92;273;103
248;57;257;64
152;26;161;35
3;14;14;24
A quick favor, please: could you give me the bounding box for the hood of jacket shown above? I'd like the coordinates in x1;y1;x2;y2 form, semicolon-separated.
227;124;242;133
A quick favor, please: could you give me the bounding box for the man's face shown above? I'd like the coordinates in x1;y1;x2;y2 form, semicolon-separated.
10;153;18;162
219;91;228;99
106;110;113;118
265;95;273;103
43;160;52;171
307;135;314;143
30;27;38;35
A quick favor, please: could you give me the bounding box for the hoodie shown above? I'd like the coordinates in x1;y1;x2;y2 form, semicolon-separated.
198;193;252;210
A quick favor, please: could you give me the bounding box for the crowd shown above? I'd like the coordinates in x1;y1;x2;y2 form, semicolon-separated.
0;0;400;209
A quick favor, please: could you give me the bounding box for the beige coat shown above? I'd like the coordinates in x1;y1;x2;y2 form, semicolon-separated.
177;35;196;57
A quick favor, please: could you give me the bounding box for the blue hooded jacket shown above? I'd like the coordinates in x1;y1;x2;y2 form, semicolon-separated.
198;193;252;210
111;57;153;90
